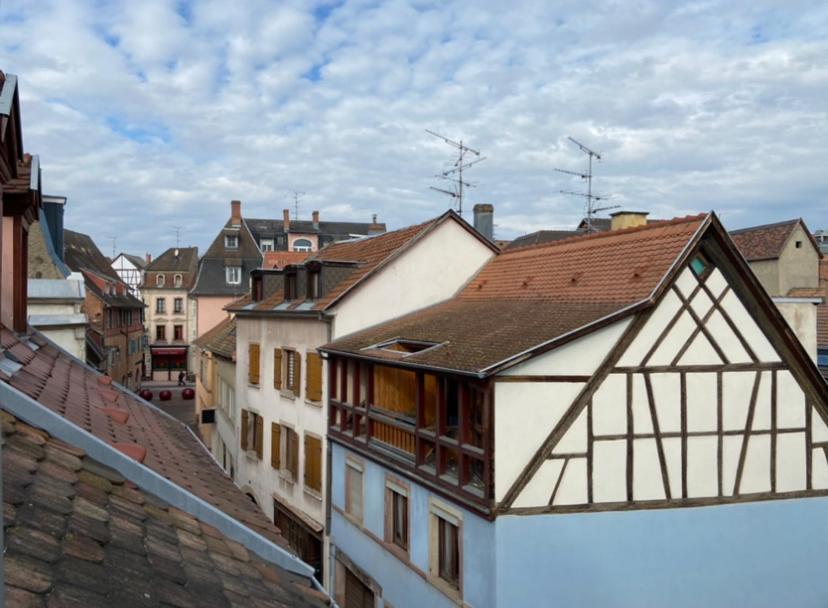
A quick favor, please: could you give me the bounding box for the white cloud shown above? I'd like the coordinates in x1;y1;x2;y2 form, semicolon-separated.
0;0;826;257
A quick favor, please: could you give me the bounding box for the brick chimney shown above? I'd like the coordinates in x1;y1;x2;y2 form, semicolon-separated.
283;208;290;232
610;211;649;231
230;200;242;225
312;210;320;230
473;204;494;240
145;253;152;264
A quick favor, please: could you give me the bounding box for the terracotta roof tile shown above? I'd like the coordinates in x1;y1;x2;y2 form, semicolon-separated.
323;215;708;374
1;413;328;606
263;251;310;269
730;219;800;261
193;316;236;360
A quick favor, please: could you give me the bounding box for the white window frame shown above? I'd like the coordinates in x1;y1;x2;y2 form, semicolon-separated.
293;238;312;252
156;274;165;287
260;238;274;252
174;273;183;288
226;266;241;285
225;234;239;249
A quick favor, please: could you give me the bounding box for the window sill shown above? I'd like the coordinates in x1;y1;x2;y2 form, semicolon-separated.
303;487;323;502
279;390;297;401
248;383;260;390
279;470;297;484
382;539;410;564
304;399;322;409
244;450;259;462
427;573;463;604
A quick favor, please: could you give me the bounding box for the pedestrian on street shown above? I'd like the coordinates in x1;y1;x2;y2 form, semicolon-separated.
178;370;185;387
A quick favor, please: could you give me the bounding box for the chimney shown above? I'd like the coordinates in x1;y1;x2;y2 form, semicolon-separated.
610;211;649;231
283;208;291;232
312;210;320;230
473;204;494;240
145;253;152;264
367;213;384;235
230;200;242;225
174;248;179;257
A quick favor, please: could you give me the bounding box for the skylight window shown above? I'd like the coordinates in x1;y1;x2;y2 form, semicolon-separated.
689;253;712;278
366;338;443;357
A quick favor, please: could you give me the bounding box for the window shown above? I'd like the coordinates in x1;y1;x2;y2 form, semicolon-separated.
345;459;364;523
284;426;299;481
174;274;183;288
260;239;274;252
174;297;183;313
173;325;183;341
218;377;236;423
240;410;264;460
306;352;323;402
308;270;320;300
385;477;409;553
284;349;301;395
156;274;165;287
248;343;260;385
226;266;241;285
293;238;312;252
285;272;297;300
304;434;322;494
689;252;711;278
156;298;166;313
796;240;803;248
430;501;461;593
253;276;263;301
271;423;281;469
225;234;239;249
156;325;166;341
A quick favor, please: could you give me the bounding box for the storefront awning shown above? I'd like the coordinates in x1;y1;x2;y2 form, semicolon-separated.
151;347;188;356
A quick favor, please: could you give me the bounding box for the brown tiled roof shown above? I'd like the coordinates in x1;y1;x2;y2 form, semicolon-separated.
323;215;709;374
820;258;828;283
1;412;327;607
818;300;828;349
264;251;309;269
729;219;806;261
0;327;287;549
193;316;236;360
506;229;583;250
64;229;121;281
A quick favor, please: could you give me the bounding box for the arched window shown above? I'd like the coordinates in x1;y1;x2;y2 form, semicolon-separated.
293;238;312;252
156;274;165;287
174;274;183;288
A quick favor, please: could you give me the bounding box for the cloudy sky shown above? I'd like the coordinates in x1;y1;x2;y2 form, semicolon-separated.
1;0;826;256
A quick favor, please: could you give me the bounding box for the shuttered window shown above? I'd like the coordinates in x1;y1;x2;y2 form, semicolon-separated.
255;414;264;460
286;428;299;480
304;434;322;493
248;343;260;385
284;349;301;396
271;423;281;469
273;349;283;389
241;410;249;449
306;352;323;402
345;568;374;608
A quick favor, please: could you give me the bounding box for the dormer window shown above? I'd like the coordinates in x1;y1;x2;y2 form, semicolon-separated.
260;239;274;252
293;238;312;252
308;269;320;300
156;274;165;288
174;274;183;288
285;271;297;300
225;234;239;249
226;266;241;285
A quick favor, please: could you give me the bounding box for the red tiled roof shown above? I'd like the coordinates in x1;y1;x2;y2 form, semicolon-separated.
818;300;828;348
729;219;809;261
1;411;327;607
193;316;236;360
264;251;310;269
323;215;709;374
820;258;828;283
0;327;287;549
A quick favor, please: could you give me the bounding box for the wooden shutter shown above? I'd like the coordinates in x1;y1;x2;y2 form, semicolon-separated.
248;344;260;385
304;435;322;492
274;349;283;390
294;352;302;396
240;410;249;450
255;415;264;460
306;353;323;402
345;569;374;608
289;429;299;479
271;423;281;469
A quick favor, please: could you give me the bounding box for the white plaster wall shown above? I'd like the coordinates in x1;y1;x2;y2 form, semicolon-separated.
502;318;632;376
331;219;494;338
775;301;817;361
235;315;330;526
40;327;86;361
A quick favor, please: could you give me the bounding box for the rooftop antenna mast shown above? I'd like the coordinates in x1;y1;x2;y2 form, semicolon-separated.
555;136;618;233
172;226;182;249
289;190;306;220
426;129;485;216
108;236;116;259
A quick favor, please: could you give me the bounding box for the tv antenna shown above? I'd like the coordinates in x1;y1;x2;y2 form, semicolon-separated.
555;136;618;233
108;236;116;259
172;226;182;249
426;129;485;216
289;190;305;220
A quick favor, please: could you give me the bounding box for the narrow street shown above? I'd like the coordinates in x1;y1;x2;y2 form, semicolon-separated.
140;383;202;440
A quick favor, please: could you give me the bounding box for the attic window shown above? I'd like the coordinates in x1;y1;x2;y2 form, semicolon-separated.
174;274;183;288
285;271;297;300
252;276;263;302
156;274;165;288
796;240;803;248
689;253;711;278
368;339;442;357
225;235;239;249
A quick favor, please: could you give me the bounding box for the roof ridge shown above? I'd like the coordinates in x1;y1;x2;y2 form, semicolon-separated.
499;213;709;256
729;218;800;234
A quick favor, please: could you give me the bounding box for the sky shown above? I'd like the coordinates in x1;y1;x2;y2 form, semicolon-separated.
1;0;826;257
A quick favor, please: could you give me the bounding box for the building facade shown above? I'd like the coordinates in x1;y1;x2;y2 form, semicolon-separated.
142;246;199;380
320;214;828;608
111;252;147;298
225;211;497;584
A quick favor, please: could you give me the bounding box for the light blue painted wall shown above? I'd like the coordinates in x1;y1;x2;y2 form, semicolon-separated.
496;497;828;607
330;442;496;608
